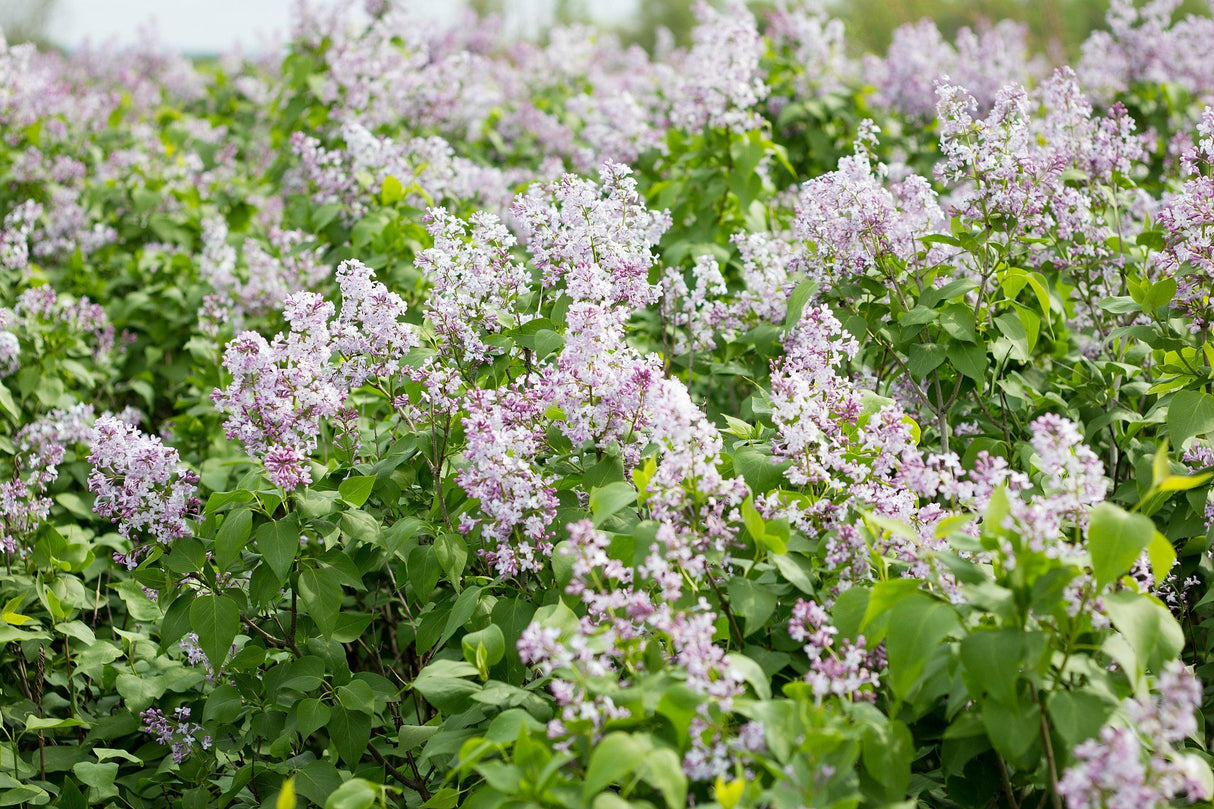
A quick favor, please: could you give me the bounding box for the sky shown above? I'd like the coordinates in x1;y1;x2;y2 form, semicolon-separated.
42;0;637;53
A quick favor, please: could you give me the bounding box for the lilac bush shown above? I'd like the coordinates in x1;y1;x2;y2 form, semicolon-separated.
0;4;1213;809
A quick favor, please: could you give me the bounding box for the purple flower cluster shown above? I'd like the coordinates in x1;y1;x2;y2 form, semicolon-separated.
212;293;341;489
1154;107;1214;330
88;415;200;567
289;122;512;224
513;161;668;311
1059;662;1211;809
417;208;531;365
1;404;102;556
331;259;419;388
794;123;943;289
769;305;864;487
457;386;557;578
1004;414;1108;557
213;259;420;488
865;19;1043;119
198;216;328;327
660;254;731;354
8;285;118;361
1078;0;1214;102
788;599;884;703
0;200;41;272
141;707;212;764
665;1;768;134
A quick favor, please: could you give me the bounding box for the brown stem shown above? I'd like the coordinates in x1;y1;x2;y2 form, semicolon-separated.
368;741;430;799
706;574;744;648
1037;689;1064;809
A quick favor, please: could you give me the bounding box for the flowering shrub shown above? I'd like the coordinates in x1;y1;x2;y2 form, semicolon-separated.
4;3;1214;809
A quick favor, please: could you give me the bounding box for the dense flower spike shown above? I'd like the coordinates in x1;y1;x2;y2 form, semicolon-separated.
1059;663;1211;809
88;416;200;564
458;384;558;578
212;292;342;489
418;208;531;365
666;1;769;133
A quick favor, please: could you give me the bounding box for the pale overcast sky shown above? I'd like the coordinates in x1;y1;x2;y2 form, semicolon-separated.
40;0;637;52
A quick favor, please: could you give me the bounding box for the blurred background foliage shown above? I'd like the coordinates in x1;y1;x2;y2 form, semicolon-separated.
4;0;1212;60
0;0;58;48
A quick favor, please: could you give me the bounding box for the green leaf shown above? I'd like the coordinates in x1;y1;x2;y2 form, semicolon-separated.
1146;531;1178;588
434;533;467;589
337;679;375;714
1142;277;1177;313
72;763;118;798
959;630;1021;706
583;732;649;800
204;684;243;724
327;705;372;766
1088;502;1155;589
24;716;89;731
412;659;482;714
590;481;637;526
1104;590;1185;676
772;552;815;595
381;175;404;205
947;340;987;381
296;698;331;740
726;578;777;637
861;719;913;800
640;748;688;809
907;343;947;377
1047;691;1114;749
215;509;252;570
340;509;381;544
784;280;816;330
277;777;297;809
293;760;343;807
732;446;788;494
440;585;485;649
882;593;958;698
299;567;343;640
324;777;378;809
462;624;506;671
189;594;240;671
982;698;1041;768
338;475;376;508
257;514;301;584
398;724;440;752
1168;390;1214;450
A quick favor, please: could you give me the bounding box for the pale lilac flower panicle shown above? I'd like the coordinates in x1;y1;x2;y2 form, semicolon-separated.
1059;662;1211;809
661;254;733;354
667;0;768;134
1153;107;1214;330
0;200;42;272
457;385;558;578
88;415;200;560
1;404;102;556
866;20;1042;119
417;208;530;365
789;599;883;703
765;0;853;99
794;125;942;290
331;259;418;387
212;292;343;490
0;308;18;377
141;707;212;764
769;305;865;487
512;161;668;312
731;231;806;327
